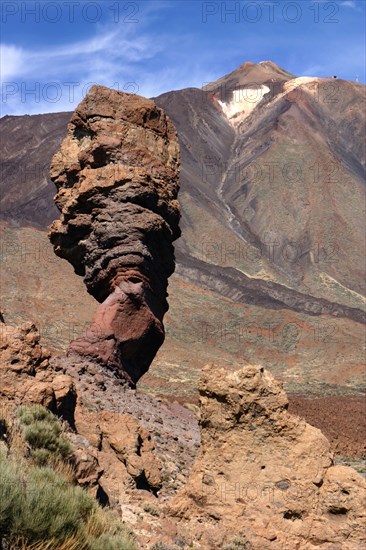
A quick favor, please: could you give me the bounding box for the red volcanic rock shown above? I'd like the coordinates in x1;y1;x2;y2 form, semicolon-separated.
48;86;180;385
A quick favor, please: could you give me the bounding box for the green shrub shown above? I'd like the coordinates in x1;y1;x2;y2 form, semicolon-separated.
15;467;96;541
29;448;53;467
0;453;23;533
0;460;94;542
0;455;137;548
17;405;72;465
17;405;55;425
0;407;138;549
85;508;137;549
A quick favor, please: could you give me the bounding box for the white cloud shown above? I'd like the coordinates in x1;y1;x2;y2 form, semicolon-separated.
0;3;222;117
0;44;25;80
0;0;181;114
0;21;168;115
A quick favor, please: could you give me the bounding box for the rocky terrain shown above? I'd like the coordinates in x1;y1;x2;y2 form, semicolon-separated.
155;62;365;311
0;62;365;547
1;322;365;548
1;62;364;391
0;321;199;548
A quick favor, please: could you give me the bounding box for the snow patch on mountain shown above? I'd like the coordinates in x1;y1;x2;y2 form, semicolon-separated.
218;85;270;126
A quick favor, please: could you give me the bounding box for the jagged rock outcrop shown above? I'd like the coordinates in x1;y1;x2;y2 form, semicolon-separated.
0;322;77;428
169;364;366;549
0;322;192;520
48;85;180;385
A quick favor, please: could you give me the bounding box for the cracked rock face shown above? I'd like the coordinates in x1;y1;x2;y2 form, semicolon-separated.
48;85;180;385
170;364;366;549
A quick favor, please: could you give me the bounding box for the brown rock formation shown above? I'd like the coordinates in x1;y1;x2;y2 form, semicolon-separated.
0;323;75;419
169;364;366;549
48;85;180;385
2;321;365;548
0;322;191;516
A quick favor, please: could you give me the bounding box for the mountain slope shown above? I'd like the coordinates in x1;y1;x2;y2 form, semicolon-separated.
0;61;365;403
0;112;70;227
154;62;366;312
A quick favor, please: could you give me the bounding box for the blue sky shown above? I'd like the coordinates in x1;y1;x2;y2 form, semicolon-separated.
1;0;365;115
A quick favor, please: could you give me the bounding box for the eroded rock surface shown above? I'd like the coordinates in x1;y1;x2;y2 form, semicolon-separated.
169;364;366;549
0;322;77;430
48;85;180;385
2;323;365;548
0;322;199;529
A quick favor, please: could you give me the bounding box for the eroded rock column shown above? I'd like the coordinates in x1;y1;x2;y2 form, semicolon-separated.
49;85;180;385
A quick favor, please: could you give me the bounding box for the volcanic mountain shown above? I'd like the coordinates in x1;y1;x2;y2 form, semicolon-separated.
155;61;365;309
1;62;365;461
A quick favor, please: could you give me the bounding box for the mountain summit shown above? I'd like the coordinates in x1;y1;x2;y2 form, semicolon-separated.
204;60;295;94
